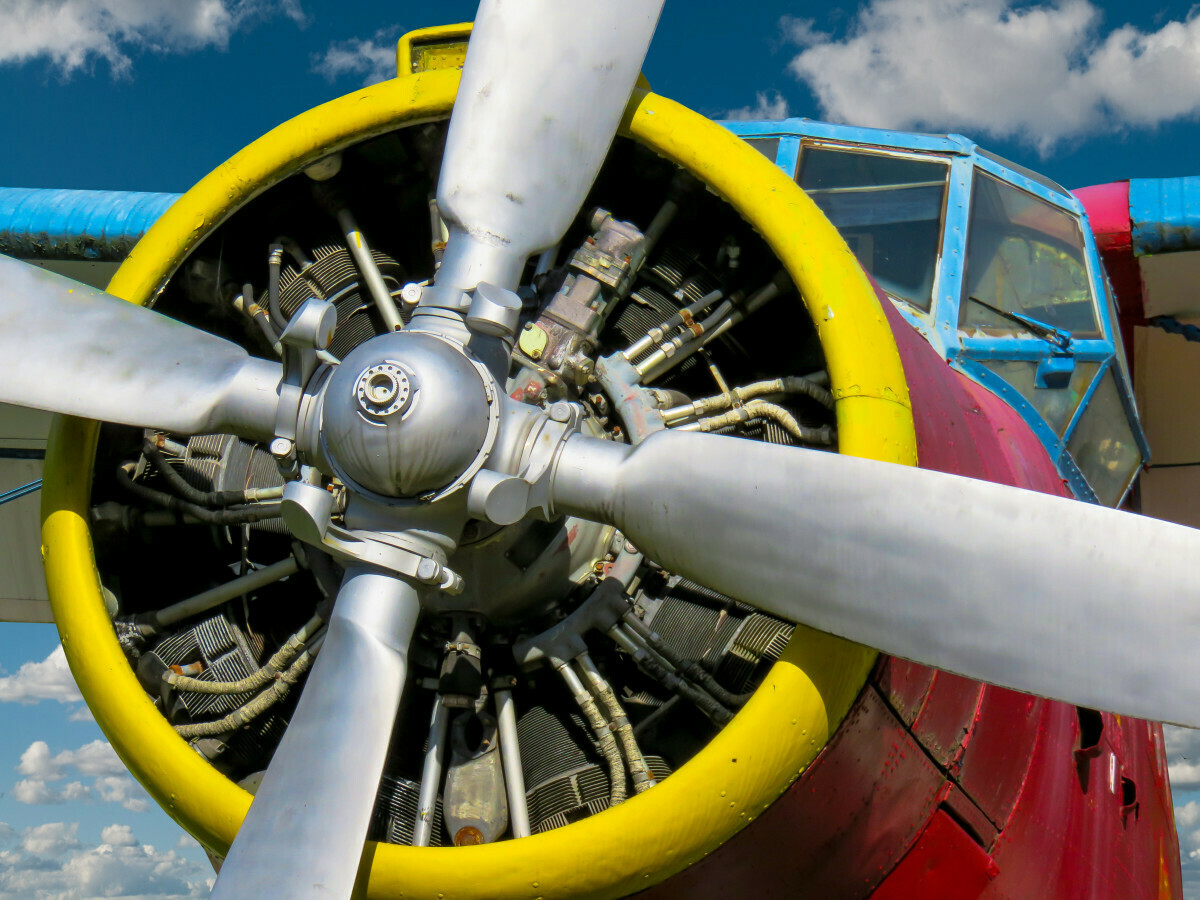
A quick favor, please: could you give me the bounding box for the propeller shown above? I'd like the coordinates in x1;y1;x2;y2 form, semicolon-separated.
0;255;282;441
208;568;420;900
549;431;1200;728
4;0;1195;896
207;1;665;897
434;0;664;295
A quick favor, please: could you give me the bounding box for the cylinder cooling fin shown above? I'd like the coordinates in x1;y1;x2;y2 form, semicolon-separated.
41;66;913;899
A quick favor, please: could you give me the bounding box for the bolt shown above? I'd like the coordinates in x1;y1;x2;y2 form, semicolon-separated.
416;558;440;582
400;283;423;306
269;438;293;458
548;401;571;423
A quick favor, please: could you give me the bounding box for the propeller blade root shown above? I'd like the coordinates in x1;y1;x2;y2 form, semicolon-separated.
549;429;1200;728
209;568;420;900
0;254;281;438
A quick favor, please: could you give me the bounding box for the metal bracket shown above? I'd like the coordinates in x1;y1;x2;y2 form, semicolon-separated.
281;480;464;593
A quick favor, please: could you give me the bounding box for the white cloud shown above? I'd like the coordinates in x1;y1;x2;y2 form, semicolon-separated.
0;0;305;78
100;824;137;847
93;775;151;813
57;740;125;779
725;90;791;122
786;0;1200;154
16;739;125;782
313;29;398;86
174;833;199;851
1166;725;1200;791
12;779;65;806
0;646;82;706
13;740;143;809
0;821;211;899
1179;800;1200;864
16;742;59;780
20;822;80;858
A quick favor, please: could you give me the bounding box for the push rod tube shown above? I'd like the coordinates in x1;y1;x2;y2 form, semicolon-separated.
140;556;299;632
494;688;532;838
336;207;404;332
413;695;452;847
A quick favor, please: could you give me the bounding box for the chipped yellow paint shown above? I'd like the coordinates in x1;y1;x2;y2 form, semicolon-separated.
42;69;914;899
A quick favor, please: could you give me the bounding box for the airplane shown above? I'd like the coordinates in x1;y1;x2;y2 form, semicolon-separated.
0;1;1195;896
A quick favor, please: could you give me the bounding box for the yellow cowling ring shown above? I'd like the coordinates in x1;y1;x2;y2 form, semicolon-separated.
41;71;915;899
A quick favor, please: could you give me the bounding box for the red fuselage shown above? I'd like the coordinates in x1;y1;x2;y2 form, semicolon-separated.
641;293;1182;900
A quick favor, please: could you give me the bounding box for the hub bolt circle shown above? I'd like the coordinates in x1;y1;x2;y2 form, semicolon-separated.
355;362;411;417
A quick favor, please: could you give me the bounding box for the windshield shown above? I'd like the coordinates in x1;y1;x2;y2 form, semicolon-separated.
960;172;1099;338
797;145;950;311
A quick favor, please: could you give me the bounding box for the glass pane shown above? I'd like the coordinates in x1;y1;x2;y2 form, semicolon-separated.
744;138;780;163
797;146;949;311
1101;274;1132;386
961;172;1100;338
1067;370;1142;507
982;359;1099;437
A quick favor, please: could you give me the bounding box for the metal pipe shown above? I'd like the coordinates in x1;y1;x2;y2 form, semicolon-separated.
639;271;791;383
148;557;299;630
174;633;324;739
267;244;286;331
622;617;753;710
621;288;723;362
634;297;733;377
576;654;655;792
0;479;41;507
608;624;733;724
677;398;836;446
494;688;531;838
413;695;452;847
166;615;324;694
662;374;835;425
237;283;281;353
558;662;627;806
336;207;404;332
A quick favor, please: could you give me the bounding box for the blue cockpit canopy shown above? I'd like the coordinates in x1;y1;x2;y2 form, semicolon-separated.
723;118;1147;506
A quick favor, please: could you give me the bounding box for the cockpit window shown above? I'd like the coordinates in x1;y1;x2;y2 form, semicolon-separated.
960;172;1100;338
743;138;780;163
797;145;949;311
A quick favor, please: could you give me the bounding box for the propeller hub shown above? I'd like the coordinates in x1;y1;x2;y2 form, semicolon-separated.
318;331;497;499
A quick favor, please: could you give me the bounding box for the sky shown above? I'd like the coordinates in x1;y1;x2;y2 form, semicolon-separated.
3;0;1200;896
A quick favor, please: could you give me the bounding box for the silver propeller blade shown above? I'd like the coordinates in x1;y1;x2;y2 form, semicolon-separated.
0;255;281;439
210;568;420;900
550;430;1200;728
435;0;665;293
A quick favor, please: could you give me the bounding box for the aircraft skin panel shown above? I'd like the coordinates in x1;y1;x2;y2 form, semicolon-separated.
871;810;998;900
0;186;180;261
0;457;50;618
1129;176;1200;256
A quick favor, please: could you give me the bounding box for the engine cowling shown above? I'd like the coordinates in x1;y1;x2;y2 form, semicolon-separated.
41;27;915;899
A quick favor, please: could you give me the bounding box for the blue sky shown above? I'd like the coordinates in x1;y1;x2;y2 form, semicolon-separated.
3;0;1200;896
